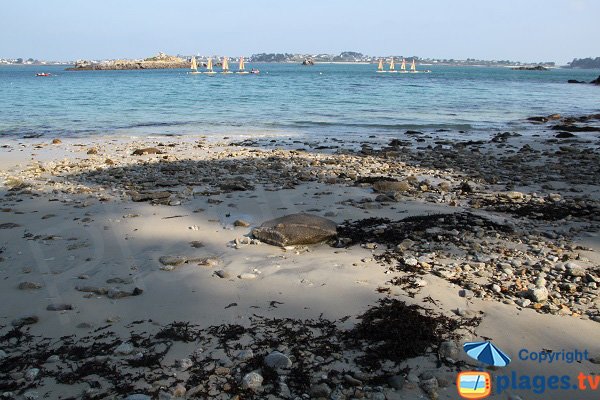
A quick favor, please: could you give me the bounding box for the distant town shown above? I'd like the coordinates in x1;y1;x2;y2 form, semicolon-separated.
2;51;598;68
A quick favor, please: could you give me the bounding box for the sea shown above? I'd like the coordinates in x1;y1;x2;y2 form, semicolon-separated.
0;63;599;140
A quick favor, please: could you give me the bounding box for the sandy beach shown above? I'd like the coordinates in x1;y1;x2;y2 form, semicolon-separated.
1;114;600;399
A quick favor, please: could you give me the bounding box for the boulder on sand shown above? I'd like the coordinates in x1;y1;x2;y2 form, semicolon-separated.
252;213;337;247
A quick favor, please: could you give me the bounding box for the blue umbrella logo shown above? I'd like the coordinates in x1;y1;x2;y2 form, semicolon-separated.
463;341;511;367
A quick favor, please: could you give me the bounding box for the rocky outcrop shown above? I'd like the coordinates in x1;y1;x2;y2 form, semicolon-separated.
511;65;547;71
252;213;337;246
66;52;189;71
591;75;600;85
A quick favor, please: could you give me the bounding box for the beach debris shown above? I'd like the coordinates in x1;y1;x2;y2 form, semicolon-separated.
46;303;73;311
252;213;337;246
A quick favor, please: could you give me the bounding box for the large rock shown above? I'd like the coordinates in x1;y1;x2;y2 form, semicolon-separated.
590;75;600;85
252;213;337;246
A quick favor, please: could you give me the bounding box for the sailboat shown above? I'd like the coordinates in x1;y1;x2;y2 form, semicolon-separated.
400;58;407;73
189;56;201;74
389;57;397;73
221;57;232;74
236;56;249;74
377;59;384;73
204;58;216;75
410;59;417;73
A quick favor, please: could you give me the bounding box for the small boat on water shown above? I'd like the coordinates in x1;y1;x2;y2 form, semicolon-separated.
236;57;249;74
221;57;233;74
400;59;407;73
410;59;417;73
250;68;260;74
189;57;201;74
388;57;397;73
36;73;51;77
376;59;384;73
204;58;216;75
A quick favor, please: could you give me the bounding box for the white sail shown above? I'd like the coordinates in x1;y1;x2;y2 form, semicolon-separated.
389;57;395;71
410;59;416;71
190;57;197;71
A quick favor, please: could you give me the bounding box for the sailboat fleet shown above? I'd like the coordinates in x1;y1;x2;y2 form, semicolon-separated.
377;57;430;73
189;56;259;75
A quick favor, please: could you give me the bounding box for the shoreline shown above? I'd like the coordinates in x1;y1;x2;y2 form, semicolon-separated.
1;114;600;399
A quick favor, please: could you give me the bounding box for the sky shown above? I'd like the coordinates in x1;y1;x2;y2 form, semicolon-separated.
1;0;598;64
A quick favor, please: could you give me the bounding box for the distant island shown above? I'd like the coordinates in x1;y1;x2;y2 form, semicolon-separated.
566;57;600;69
66;52;189;71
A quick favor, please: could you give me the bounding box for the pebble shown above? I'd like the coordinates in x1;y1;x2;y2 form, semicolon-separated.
233;219;251;227
17;281;43;290
11;315;39;326
23;392;39;400
214;270;231;279
241;372;263;390
459;289;474;299
172;383;186;397
45;355;60;363
264;351;292;369
438;341;459;360
176;358;193;371
516;298;531;308
309;383;331;398
235;349;254;361
46;303;73;311
115;342;134;355
388;375;404;390
159;255;187;266
25;368;39;381
239;273;258;280
528;286;549;303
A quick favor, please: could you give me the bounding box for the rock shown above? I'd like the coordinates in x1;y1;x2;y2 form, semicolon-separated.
264;351;292;369
403;256;419;267
420;377;439;395
51;139;62;144
396;239;415;251
87;148;98;155
115;342;134;355
388;375;404;390
159;255;187;266
373;180;411;193
235;349;254;361
459;289;474;299
23;392;40;400
0;350;6;359
568;79;586;84
124;395;151;400
46;355;60;363
25;368;39;381
107;287;143;299
12;315;39;326
239;273;257;280
566;262;586;277
17;281;43;290
189;241;204;248
590;75;600;85
309;383;331;398
172;384;186;397
131;147;163;155
502;191;524;200
131;191;170;202
176;358;193;371
0;223;20;229
528;286;549;303
252;213;337;247
344;374;362;386
214;270;231;279
438;341;459;360
46;303;73;311
516;298;531;308
556;132;576;138
233;219;251;227
241;372;263;390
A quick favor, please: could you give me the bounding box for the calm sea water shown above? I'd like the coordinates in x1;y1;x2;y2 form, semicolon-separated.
0;63;598;139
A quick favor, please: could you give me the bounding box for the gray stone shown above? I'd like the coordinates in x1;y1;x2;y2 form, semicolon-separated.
566;263;586;277
25;368;39;381
420;377;439;394
309;383;331;398
242;372;263;390
18;281;43;290
252;213;337;246
388;375;404;390
11;315;39;326
438;341;459;360
235;349;254;361
159;255;187;266
115;342;134;355
234;219;251;227
528;286;549;303
264;351;292;369
46;303;73;311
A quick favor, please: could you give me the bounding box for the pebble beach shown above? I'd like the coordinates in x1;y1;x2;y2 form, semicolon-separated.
1;112;599;399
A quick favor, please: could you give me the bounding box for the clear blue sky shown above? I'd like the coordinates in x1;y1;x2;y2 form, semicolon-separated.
1;0;598;64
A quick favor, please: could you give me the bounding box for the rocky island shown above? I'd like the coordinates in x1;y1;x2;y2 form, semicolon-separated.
66;52;190;71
